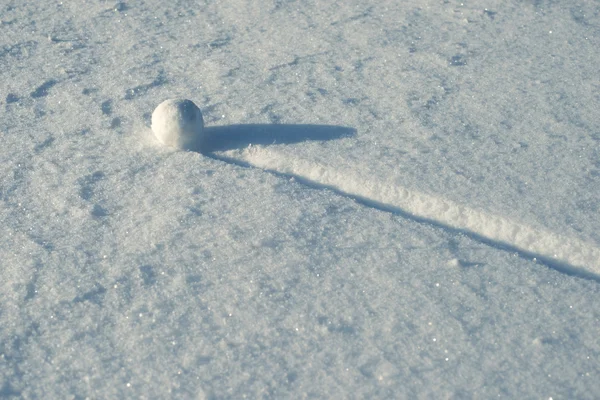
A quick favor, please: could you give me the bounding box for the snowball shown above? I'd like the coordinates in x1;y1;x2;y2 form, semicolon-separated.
151;99;205;150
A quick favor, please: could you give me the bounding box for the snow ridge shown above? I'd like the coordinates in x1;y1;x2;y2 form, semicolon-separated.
220;146;600;280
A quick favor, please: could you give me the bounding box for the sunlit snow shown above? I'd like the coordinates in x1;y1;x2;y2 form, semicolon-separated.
1;1;599;398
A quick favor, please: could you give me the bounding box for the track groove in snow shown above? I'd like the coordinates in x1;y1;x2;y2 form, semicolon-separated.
214;146;600;282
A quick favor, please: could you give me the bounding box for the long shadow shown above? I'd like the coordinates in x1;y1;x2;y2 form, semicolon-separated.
198;124;356;153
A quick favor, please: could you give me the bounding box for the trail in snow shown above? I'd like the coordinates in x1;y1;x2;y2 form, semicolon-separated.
214;145;600;282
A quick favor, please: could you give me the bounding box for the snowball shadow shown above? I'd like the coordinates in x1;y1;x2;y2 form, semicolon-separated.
197;124;356;153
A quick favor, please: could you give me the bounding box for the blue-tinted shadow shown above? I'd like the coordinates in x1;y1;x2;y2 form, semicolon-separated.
199;124;356;153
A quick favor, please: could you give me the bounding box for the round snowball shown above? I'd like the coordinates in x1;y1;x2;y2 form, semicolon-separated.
151;99;205;150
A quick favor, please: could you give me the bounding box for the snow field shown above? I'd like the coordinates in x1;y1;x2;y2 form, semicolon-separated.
1;0;600;398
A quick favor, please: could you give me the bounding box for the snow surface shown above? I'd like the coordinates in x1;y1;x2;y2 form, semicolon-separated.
1;0;599;398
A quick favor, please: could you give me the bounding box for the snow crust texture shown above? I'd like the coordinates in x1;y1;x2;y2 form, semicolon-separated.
1;0;599;399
